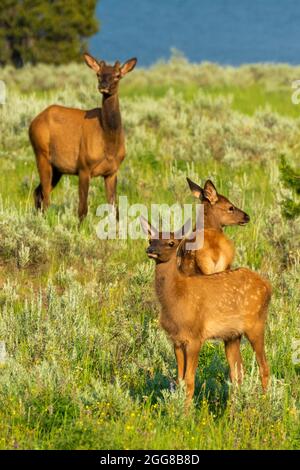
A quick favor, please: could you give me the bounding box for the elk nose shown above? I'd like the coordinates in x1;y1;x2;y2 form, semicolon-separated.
146;246;154;254
244;213;250;222
99;81;110;93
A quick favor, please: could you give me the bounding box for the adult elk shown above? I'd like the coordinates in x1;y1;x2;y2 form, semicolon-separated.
141;217;271;405
29;53;137;221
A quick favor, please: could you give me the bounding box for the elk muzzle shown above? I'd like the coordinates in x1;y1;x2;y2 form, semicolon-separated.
146;246;158;259
239;213;250;226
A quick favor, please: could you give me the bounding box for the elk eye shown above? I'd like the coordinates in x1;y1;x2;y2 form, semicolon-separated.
228;206;234;212
168;241;175;247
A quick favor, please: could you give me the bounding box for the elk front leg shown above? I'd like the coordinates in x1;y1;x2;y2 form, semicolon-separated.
104;173;118;219
183;341;202;406
224;336;244;385
174;343;186;384
78;170;90;221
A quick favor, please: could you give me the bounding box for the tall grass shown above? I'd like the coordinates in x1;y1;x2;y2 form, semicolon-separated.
0;59;299;449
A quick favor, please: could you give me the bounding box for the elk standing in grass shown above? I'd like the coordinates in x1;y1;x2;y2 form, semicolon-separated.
29;53;137;220
141;217;271;404
182;178;250;275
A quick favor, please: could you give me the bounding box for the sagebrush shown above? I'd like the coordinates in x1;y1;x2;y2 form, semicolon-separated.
0;59;299;449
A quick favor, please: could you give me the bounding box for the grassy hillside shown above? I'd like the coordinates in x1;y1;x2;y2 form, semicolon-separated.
0;59;299;449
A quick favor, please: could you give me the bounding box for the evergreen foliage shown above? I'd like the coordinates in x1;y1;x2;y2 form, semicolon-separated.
0;0;99;66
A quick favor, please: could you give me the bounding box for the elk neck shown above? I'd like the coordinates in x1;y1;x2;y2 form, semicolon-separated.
101;92;122;143
154;254;180;297
203;203;223;231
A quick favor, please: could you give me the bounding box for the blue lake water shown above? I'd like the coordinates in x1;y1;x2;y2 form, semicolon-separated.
90;0;300;66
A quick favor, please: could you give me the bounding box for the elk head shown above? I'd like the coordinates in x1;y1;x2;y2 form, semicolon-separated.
84;53;137;96
187;177;250;227
140;216;192;264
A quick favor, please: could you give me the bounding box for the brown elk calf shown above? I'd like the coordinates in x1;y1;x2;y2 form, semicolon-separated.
183;178;250;275
29;53;137;221
141;217;271;404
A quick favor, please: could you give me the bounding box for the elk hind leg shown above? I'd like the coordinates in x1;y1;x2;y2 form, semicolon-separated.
224;336;244;385
34;166;62;210
78;170;90;221
51;167;62;191
246;329;269;392
34;183;43;210
35;152;53;211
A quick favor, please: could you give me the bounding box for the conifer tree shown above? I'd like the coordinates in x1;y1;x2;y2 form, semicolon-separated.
0;0;99;66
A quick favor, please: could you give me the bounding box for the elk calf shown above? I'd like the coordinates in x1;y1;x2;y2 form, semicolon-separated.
29;53;137;221
177;228;235;276
184;178;250;274
141;217;271;404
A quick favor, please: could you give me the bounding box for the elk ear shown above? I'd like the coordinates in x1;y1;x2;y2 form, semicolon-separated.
84;53;101;73
176;238;187;270
140;215;158;238
174;218;192;239
204;180;218;205
186;177;204;200
120;58;137;76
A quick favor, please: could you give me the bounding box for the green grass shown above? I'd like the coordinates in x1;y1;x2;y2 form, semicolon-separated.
207;84;300;117
120;83;300;117
0;60;299;449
